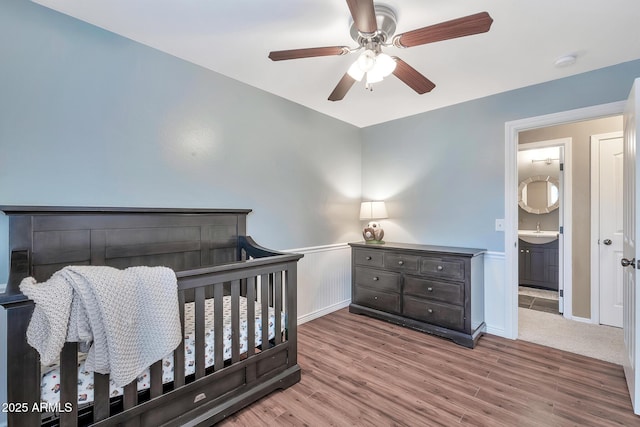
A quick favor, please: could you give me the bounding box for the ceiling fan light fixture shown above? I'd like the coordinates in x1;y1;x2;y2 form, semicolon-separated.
366;68;384;85
357;49;376;72
347;61;365;81
374;53;396;77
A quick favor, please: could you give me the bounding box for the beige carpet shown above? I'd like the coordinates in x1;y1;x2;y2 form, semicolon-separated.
518;308;625;365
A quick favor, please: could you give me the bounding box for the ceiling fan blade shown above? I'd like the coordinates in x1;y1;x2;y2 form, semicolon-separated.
346;0;378;34
269;46;350;61
328;73;357;101
393;11;493;48
392;57;435;94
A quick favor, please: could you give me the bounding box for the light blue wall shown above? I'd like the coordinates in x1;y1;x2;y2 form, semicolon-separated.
0;0;363;286
361;59;640;251
0;2;362;419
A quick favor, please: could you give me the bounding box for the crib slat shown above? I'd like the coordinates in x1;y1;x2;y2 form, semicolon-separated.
246;276;256;358
174;290;186;388
60;342;78;427
260;274;269;350
231;280;240;363
5;301;40;427
195;286;206;379
93;373;110;422
123;380;137;409
274;272;282;345
213;282;224;371
150;360;163;398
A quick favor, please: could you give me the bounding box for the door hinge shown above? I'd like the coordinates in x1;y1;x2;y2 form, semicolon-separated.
560;163;564;171
559;290;564;297
559;226;564;234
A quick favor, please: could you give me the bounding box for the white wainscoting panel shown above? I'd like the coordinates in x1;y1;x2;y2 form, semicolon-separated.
484;251;509;338
284;244;352;325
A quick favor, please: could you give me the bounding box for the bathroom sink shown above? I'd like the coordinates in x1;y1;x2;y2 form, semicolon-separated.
518;230;559;244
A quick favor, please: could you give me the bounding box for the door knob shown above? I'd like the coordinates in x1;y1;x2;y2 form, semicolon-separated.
621;258;636;268
603;239;612;245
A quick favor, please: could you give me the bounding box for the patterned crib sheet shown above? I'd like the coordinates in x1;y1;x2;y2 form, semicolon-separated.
40;296;284;406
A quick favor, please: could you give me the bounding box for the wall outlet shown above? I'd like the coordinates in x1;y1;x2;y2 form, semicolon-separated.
495;219;505;231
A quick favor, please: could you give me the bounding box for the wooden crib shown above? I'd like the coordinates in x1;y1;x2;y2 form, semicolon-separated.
0;206;303;426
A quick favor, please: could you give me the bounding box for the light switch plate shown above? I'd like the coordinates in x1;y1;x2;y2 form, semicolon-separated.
495;219;505;231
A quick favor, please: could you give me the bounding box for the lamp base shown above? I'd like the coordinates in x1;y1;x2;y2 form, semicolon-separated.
362;222;384;243
365;239;385;244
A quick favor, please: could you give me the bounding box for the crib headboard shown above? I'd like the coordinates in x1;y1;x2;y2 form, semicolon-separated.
0;206;252;296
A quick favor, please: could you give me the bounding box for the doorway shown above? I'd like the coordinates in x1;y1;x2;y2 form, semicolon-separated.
504;101;626;340
517;141;568;316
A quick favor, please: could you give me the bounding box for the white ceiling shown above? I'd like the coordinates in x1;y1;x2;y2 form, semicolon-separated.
33;0;640;128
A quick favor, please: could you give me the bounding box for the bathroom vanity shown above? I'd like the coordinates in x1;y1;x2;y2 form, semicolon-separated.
518;237;559;290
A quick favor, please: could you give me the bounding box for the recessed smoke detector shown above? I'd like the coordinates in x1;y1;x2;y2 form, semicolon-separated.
554;54;577;68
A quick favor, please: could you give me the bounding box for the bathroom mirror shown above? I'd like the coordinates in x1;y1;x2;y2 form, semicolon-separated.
518;175;559;214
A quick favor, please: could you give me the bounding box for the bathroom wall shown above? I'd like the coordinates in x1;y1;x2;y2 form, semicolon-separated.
519;115;623;319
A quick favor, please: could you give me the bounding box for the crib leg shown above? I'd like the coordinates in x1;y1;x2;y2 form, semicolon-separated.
5;300;40;426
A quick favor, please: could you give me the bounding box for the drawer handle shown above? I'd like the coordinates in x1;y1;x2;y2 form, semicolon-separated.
427;287;433;292
372;277;379;281
437;265;444;271
366;256;372;260
427;308;433;314
374;296;378;300
398;260;404;265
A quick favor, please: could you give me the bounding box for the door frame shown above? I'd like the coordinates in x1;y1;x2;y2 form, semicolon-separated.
590;131;625;325
504;101;626;339
518;139;571;315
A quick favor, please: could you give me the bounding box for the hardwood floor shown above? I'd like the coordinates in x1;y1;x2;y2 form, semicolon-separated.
220;308;639;426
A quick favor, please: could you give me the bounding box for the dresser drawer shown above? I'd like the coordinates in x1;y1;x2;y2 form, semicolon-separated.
402;296;464;331
353;286;401;313
403;275;463;306
420;257;465;281
354;267;400;292
354;249;384;268
384;253;419;272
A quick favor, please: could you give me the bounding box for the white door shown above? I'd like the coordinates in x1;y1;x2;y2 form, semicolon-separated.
599;134;624;327
623;78;640;414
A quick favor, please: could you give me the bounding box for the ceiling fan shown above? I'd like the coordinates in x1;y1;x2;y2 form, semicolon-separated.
268;0;493;101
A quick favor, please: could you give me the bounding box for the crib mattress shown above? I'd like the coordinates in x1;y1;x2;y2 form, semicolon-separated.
40;296;283;406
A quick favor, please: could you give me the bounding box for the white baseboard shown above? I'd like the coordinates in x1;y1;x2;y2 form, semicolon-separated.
298;299;351;325
570;315;594;324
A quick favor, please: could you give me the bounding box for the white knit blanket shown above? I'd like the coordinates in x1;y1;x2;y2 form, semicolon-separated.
20;266;181;387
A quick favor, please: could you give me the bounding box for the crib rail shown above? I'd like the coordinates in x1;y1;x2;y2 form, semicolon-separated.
0;240;302;427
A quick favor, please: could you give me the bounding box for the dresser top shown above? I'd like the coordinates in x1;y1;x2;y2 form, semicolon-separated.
349;241;486;257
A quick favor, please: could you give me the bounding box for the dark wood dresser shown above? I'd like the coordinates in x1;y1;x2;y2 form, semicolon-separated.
349;242;486;348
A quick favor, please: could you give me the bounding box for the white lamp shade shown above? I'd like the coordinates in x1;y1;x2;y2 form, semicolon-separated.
347;61;365;81
357;49;376;72
366;68;384;84
374;53;396;77
360;201;388;220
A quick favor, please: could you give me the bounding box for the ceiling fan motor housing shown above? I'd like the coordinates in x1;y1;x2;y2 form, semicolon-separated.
349;4;397;46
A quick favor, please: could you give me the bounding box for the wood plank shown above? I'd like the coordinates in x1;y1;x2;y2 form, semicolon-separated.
195;286;206;379
213;282;224;371
93;373;110;422
59;342;78;427
219;308;637;427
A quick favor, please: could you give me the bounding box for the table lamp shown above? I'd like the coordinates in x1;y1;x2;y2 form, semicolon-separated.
359;201;388;244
